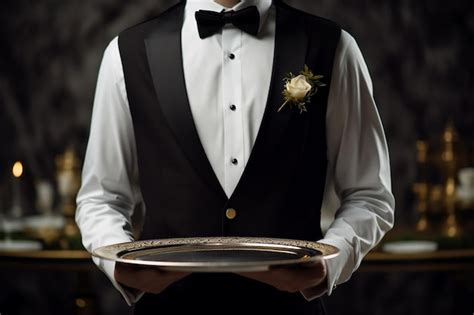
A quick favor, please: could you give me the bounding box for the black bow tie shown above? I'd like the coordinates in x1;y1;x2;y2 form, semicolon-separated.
195;5;260;39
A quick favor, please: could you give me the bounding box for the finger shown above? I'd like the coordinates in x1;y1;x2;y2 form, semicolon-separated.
238;272;273;281
269;264;327;289
280;268;326;288
119;269;190;293
159;270;191;282
237;265;326;293
116;265;164;286
273;259;325;270
116;262;161;275
115;266;152;286
272;260;326;280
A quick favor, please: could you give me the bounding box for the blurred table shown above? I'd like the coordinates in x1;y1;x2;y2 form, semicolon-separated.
1;244;473;315
361;248;474;272
0;249;97;315
0;249;92;269
1;247;473;272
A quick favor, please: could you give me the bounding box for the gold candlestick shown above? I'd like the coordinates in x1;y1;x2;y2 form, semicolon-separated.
56;148;81;248
413;140;430;232
440;123;461;237
413;182;429;231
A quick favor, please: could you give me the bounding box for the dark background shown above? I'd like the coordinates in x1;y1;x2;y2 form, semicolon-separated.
1;0;474;221
0;0;473;314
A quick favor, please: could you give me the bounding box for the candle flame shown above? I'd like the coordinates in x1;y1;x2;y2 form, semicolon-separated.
12;161;23;178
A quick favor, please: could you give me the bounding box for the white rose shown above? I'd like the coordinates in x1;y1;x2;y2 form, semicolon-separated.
285;75;312;100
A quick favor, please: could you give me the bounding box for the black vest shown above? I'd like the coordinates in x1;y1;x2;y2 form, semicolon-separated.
118;1;341;314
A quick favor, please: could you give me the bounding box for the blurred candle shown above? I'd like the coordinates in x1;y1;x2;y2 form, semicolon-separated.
11;161;23;218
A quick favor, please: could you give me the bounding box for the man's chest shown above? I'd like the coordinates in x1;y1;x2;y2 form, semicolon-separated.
181;10;276;196
119;0;339;201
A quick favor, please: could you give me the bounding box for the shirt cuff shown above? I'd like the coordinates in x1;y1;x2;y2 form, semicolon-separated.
299;260;329;301
93;256;145;306
316;237;353;296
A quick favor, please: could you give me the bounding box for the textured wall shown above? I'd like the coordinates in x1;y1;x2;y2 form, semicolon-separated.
0;0;175;179
293;0;474;224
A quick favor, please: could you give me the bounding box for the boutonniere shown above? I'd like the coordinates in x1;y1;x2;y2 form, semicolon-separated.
277;65;326;114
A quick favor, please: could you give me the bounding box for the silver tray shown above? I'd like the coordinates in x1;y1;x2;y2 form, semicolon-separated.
93;237;339;272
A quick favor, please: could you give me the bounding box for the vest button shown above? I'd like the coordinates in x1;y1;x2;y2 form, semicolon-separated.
226;208;237;220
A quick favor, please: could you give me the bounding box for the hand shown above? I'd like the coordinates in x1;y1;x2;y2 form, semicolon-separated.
114;262;190;294
236;259;327;294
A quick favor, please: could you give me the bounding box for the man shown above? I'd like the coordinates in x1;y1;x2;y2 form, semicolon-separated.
76;0;395;314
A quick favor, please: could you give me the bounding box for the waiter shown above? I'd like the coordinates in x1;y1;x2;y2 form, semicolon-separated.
76;0;395;314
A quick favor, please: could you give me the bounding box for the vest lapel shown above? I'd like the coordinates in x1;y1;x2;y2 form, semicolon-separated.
144;3;227;200
144;1;308;202
229;2;309;200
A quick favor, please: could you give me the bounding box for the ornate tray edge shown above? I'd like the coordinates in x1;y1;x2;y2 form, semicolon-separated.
92;237;340;270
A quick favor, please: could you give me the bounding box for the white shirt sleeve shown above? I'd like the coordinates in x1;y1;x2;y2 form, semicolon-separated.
75;36;145;306
301;30;395;301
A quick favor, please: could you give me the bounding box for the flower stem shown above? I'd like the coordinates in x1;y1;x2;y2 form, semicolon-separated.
277;99;290;112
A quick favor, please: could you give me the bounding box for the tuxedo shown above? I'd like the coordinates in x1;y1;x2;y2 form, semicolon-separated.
76;0;395;313
117;0;339;313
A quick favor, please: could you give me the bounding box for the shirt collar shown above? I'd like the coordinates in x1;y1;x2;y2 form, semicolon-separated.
185;0;273;33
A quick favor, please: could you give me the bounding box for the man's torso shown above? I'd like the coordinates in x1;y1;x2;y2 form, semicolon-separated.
117;1;341;313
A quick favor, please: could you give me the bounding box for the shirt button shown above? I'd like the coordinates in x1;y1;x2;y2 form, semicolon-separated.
231;158;238;165
228;53;235;60
230;104;237;111
226;208;237;220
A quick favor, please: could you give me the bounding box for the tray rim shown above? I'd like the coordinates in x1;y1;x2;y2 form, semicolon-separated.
92;236;340;272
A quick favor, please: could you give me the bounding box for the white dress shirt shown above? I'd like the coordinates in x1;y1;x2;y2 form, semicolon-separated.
76;0;395;306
